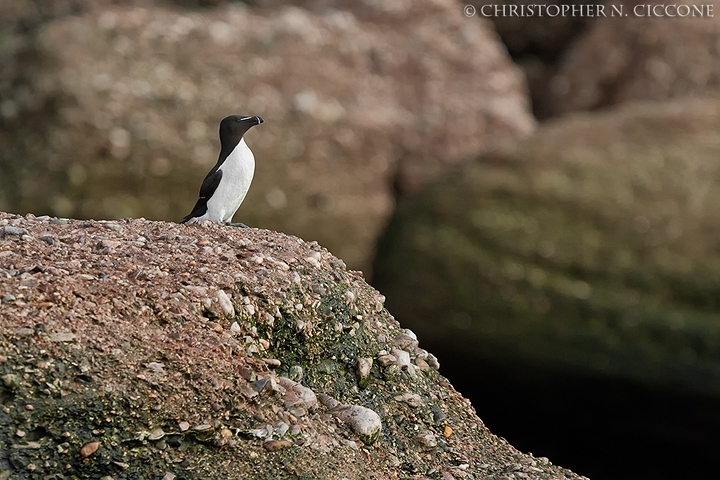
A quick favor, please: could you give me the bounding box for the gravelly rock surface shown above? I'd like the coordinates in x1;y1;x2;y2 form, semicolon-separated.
0;211;584;480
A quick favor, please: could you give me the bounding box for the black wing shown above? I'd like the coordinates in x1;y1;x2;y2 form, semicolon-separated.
181;168;223;223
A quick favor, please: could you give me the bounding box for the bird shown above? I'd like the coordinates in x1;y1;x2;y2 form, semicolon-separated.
181;115;264;226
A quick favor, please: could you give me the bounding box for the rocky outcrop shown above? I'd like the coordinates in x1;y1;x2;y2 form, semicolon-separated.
465;0;607;119
543;2;720;116
0;211;583;479
467;0;600;61
0;1;534;273
373;97;720;396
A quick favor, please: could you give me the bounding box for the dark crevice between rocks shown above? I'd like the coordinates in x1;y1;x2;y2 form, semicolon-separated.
432;347;720;480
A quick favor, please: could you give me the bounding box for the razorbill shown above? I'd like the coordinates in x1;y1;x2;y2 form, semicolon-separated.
181;115;264;226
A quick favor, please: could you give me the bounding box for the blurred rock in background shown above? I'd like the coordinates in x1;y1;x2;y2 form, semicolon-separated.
0;0;534;273
373;96;720;479
375;96;720;396
468;0;605;118
543;1;720;117
472;0;720;120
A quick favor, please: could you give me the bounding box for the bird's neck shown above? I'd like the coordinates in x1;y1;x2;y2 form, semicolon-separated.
219;137;247;164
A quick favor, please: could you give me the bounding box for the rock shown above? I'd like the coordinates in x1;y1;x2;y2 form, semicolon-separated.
79;441;101;458
0;212;583;479
98;239;121;249
544;7;720;116
375;353;394;366
2;225;28;236
394;330;419;349
318;394;382;445
465;0;605;119
391;348;411;369
48;332;77;342
286;365;303;382
356;357;372;388
2;374;21;390
467;0;599;62
278;377;317;411
0;1;533;273
215;289;235;317
374;97;720;395
263;439;292;452
413;432;438;450
395;392;424;408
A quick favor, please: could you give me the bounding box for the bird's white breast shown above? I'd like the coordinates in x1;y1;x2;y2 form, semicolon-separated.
204;138;255;223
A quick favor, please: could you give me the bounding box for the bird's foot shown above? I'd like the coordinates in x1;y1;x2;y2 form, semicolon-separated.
226;222;249;228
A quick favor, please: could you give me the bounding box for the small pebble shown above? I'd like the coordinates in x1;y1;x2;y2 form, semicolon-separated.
395;331;419;349
275;422;290;437
215;290;235;317
80;441;101;458
287;365;304;382
356;357;372;387
39;235;55;245
178;421;190;432
104;224;124;233
3;374;21;390
426;353;440;370
264;439;292;451
414;433;438;450
279;377;317;410
414;357;430;371
49;332;77;342
391;348;411;369
99;239;121;249
394;393;424;408
2;225;28;236
304;252;321;267
263;358;281;368
318;394;382;445
376;354;396;367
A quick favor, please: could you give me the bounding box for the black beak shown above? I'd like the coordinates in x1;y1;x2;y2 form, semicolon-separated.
241;116;263;126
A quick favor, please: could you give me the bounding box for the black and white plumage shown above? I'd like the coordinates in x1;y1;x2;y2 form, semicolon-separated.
182;115;264;225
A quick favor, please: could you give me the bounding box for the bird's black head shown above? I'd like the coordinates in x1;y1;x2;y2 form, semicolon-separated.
219;115;264;151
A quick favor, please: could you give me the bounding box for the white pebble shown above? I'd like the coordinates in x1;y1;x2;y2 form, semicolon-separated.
215;290;234;317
